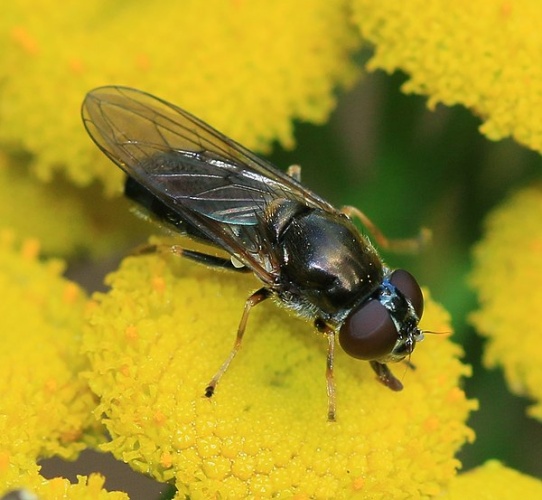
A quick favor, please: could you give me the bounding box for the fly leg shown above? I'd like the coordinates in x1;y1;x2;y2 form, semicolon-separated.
403;359;416;370
315;319;337;422
132;243;252;272
286;164;302;182
369;361;403;391
205;287;272;397
341;205;431;253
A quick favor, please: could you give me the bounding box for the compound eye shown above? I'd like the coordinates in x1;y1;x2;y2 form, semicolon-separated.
339;300;397;360
390;269;424;318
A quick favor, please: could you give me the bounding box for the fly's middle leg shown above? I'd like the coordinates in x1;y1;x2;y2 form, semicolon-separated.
314;318;337;422
205;287;272;398
286;164;302;182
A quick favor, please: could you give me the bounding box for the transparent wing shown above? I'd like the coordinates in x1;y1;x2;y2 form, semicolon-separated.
81;86;337;281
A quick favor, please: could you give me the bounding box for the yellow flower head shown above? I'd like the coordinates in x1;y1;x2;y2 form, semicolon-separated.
442;460;542;499
352;0;542;154
0;0;359;193
471;185;542;420
0;151;147;257
0;232;125;497
84;240;475;498
1;475;128;500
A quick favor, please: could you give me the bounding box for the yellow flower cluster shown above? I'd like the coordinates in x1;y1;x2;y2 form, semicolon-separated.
0;231;125;498
442;460;542;499
1;475;128;500
0;0;359;193
471;185;542;420
353;0;542;154
3;0;542;496
0;151;147;257
84;240;475;498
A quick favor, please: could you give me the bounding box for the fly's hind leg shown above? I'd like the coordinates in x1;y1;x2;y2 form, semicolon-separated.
341;205;431;253
205;287;272;398
132;243;252;272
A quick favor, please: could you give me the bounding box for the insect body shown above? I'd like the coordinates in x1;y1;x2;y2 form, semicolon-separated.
82;86;425;421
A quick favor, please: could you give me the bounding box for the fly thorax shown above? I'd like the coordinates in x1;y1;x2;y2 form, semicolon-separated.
275;207;384;316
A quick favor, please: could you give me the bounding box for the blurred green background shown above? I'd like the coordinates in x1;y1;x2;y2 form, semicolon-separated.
269;69;542;479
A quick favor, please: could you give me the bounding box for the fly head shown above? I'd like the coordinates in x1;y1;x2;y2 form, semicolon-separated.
338;269;424;362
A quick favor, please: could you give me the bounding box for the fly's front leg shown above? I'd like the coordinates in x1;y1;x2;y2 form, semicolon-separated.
403;359;416;370
369;361;403;392
315;318;337;422
341;205;431;253
205;287;272;398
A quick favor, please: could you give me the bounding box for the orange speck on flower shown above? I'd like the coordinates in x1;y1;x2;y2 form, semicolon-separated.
154;410;167;426
60;428;82;444
124;325;139;341
530;237;542;252
152;275;166;294
85;300;99;316
68;58;85;74
10;26;39;55
501;2;513;17
352;476;365;491
0;452;9;472
447;387;469;404
119;364;131;377
44;378;58;393
424;415;440;432
21;238;40;260
135;53;152;72
63;282;81;304
160;451;173;468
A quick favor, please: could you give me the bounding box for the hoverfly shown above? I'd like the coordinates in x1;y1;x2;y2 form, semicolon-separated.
82;86;426;421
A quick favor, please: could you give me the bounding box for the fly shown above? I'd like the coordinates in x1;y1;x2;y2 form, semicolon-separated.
81;86;427;421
